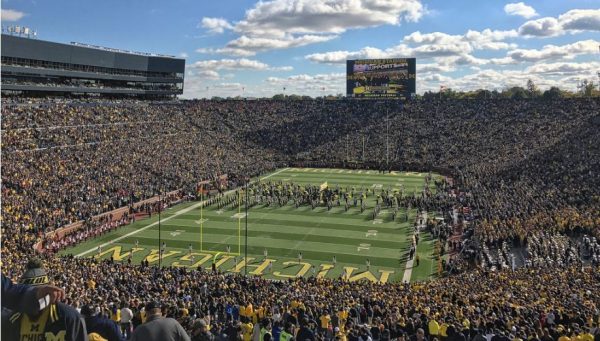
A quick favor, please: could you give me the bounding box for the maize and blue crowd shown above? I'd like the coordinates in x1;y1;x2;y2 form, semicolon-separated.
1;97;599;341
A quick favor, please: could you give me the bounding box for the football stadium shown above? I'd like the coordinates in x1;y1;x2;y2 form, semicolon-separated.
1;1;600;341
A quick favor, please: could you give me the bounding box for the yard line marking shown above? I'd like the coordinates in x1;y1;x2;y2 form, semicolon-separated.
75;167;290;258
231;213;247;219
366;230;378;237
357;243;371;252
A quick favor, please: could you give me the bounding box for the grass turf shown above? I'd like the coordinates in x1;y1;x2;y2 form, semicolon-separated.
61;168;441;283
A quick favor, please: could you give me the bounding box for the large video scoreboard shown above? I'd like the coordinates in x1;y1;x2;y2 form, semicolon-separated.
346;58;416;100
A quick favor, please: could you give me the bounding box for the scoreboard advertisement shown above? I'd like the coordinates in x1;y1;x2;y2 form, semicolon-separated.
346;58;416;99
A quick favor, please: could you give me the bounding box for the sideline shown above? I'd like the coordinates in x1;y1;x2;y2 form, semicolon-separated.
75;167;290;257
401;211;428;282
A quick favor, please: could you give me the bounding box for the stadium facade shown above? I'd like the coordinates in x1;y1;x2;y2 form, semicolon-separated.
1;34;185;98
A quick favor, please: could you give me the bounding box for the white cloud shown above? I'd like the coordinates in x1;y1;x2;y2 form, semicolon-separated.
306;27;520;64
305;43;479;64
417;64;456;73
463;29;518;50
225;34;337;55
404;29;518;51
196;47;257;57
1;9;26;21
306;28;517;65
200;17;234;33
488;56;517;65
559;9;600;31
420;63;598;93
525;61;600;75
182;74;213;99
519;9;600;37
179;52;189;58
197;35;337;57
189;58;293;71
199;0;426;56
518;17;562;37
504;2;538;19
182;77;247;99
412;43;472;57
234;0;425;36
183;61;596;98
403;31;470;51
271;66;294;71
420;73;453;82
437;54;488;66
305;50;354;64
266;72;345;84
265;72;346;95
305;36;598;94
196;70;221;80
213;82;245;89
507;39;599;62
191;58;270;70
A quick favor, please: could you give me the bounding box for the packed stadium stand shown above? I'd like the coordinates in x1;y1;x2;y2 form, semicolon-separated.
1;96;599;340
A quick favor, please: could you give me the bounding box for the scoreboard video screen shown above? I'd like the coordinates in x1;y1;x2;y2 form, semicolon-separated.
346;58;416;100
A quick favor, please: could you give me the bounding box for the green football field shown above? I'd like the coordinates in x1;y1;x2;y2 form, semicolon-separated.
62;168;442;283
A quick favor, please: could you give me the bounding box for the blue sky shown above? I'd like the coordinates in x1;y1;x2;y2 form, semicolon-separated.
2;0;599;98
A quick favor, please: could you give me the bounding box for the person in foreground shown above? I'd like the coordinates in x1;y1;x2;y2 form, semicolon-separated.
130;301;190;341
1;258;88;341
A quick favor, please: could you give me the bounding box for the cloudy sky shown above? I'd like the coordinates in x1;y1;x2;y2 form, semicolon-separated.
2;0;599;98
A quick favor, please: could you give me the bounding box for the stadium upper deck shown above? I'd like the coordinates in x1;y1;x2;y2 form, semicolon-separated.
1;34;185;98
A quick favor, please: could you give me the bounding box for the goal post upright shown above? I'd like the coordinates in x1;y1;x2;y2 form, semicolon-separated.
198;185;243;257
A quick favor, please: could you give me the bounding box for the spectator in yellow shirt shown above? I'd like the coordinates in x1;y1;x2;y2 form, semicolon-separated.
429;318;440;337
439;321;449;339
558;330;571;341
245;303;254;318
241;321;253;341
580;329;594;341
320;311;331;335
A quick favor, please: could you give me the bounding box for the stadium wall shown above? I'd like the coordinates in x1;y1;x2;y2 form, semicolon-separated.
33;175;229;252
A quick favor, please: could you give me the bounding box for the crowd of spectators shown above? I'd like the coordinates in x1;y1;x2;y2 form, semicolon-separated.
2;253;599;341
1;97;599;340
